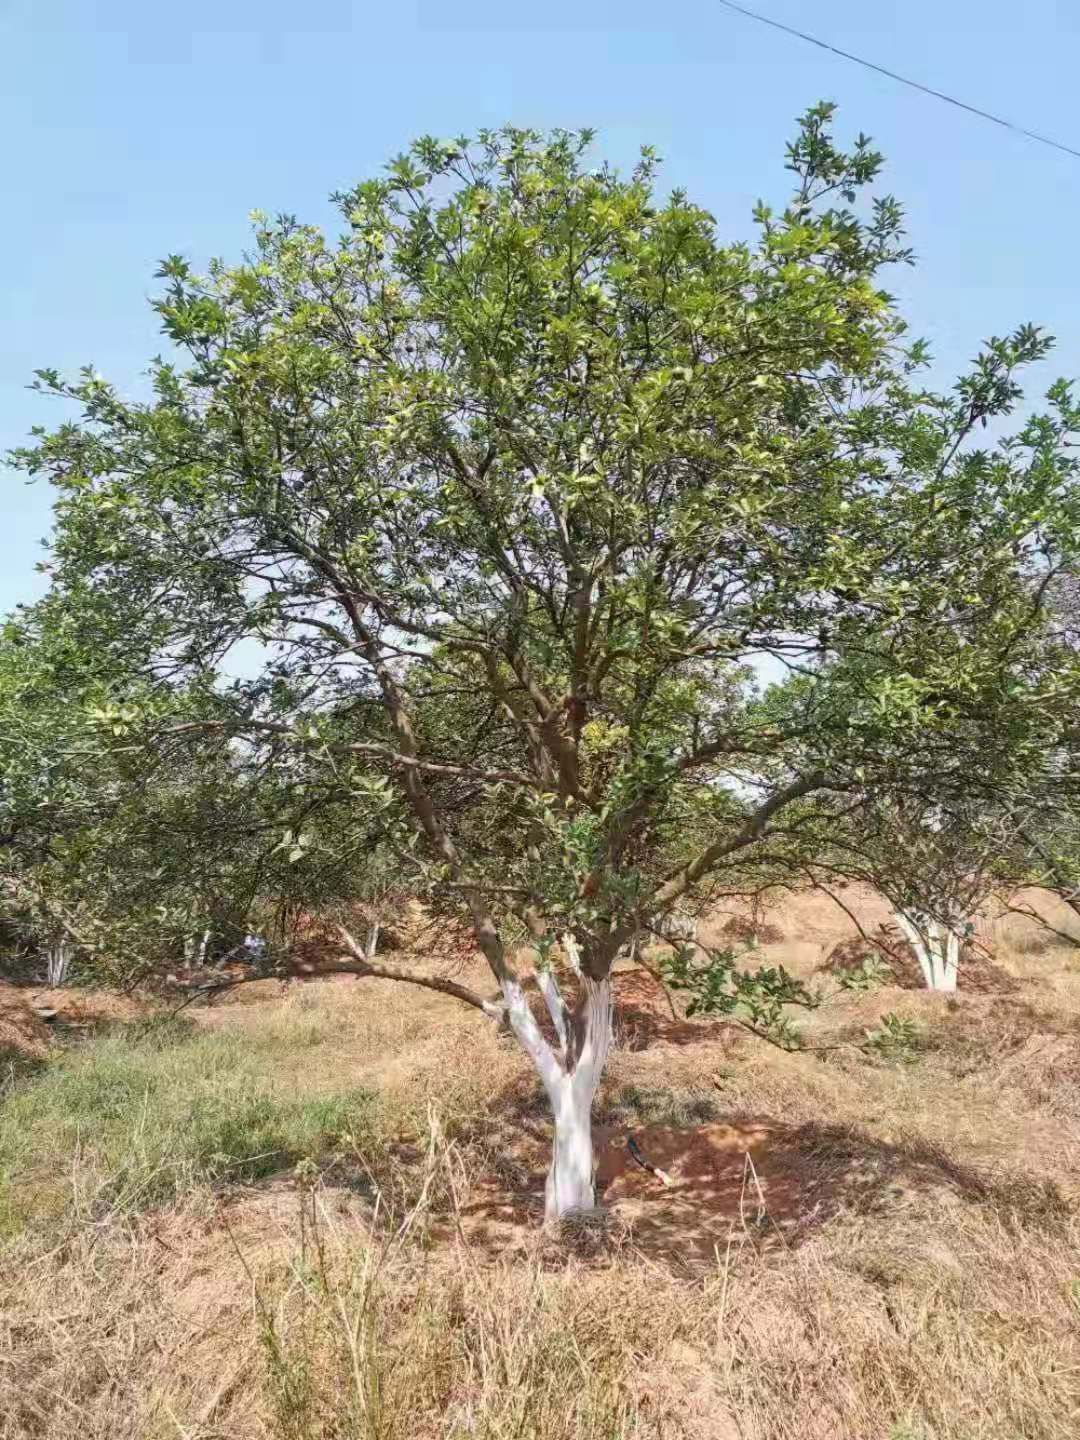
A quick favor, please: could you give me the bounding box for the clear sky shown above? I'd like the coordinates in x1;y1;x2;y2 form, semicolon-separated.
3;0;1079;615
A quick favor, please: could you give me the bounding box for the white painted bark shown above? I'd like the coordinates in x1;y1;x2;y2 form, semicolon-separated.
537;965;570;1061
656;910;698;944
545;1069;596;1217
501;968;613;1219
895;910;960;992
45;939;73;987
364;922;380;961
942;929;959;992
560;932;583;975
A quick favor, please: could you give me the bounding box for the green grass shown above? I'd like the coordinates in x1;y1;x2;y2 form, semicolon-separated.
0;1017;378;1229
597;1082;721;1129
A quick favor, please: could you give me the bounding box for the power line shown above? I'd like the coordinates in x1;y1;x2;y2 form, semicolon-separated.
716;0;1080;162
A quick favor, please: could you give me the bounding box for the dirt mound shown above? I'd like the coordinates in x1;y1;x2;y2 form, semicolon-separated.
925;997;1080;1120
0;981;159;1064
456;1112;1042;1273
293;899;477;964
33;986;152;1026
991;1032;1080;1114
0;982;52;1063
701;884;895;951
719;914;785;946
596;1120;797;1265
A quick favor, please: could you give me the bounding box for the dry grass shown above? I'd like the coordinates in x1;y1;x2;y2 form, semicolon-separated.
4;1170;1076;1440
1;889;1080;1438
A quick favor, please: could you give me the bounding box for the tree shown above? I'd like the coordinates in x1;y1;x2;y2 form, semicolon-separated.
829;798;1017;992
0;599;322;983
13;108;1079;1216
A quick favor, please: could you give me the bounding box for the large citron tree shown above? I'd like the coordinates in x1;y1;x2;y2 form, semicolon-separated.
14;107;1079;1216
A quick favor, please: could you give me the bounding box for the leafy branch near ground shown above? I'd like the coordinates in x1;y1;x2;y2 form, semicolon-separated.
659;938;917;1061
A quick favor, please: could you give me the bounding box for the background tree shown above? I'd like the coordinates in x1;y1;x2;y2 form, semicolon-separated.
14;108;1079;1216
0;599;324;983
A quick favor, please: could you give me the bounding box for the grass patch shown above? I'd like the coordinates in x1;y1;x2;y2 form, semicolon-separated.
0;1018;379;1228
0;1044;46;1094
597;1082;721;1129
2;955;1080;1440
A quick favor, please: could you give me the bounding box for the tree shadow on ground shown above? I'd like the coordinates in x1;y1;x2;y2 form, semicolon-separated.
453;1113;1072;1273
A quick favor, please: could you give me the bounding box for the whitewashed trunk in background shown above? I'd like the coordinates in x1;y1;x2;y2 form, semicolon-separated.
184;929;212;966
660;911;698;944
45;939;73;987
502;966;613;1219
364;922;380;961
895;910;960;992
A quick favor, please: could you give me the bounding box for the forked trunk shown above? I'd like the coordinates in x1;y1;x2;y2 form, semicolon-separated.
45;939;73;987
501;967;613;1220
895;910;959;992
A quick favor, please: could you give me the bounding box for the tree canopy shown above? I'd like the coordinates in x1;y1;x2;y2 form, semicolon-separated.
11;106;1080;1211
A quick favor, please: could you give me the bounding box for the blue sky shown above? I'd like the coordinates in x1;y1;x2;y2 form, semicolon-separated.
3;0;1079;615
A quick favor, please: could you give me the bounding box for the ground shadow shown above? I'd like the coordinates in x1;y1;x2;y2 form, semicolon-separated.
451;1112;1072;1272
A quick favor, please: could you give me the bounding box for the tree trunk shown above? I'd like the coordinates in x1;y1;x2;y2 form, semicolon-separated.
501;968;612;1220
895;910;959;992
546;1066;598;1216
45;939;73;987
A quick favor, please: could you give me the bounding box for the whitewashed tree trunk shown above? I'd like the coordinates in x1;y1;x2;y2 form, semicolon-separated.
895;910;960;992
45;939;73;986
364;921;380;961
658;910;698;944
502;962;613;1220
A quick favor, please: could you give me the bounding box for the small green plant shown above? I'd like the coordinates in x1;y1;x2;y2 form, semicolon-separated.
864;1012;921;1063
888;1422;929;1440
836;953;892;992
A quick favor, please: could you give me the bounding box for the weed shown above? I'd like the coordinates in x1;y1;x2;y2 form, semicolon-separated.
864;1013;922;1063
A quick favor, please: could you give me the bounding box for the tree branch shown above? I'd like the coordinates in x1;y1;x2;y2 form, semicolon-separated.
334;925;505;1014
649;771;829;913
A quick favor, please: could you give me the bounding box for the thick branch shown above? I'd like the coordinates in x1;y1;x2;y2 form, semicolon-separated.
537;965;570;1060
650;771;829;913
164;719;538;789
334;925;503;1015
